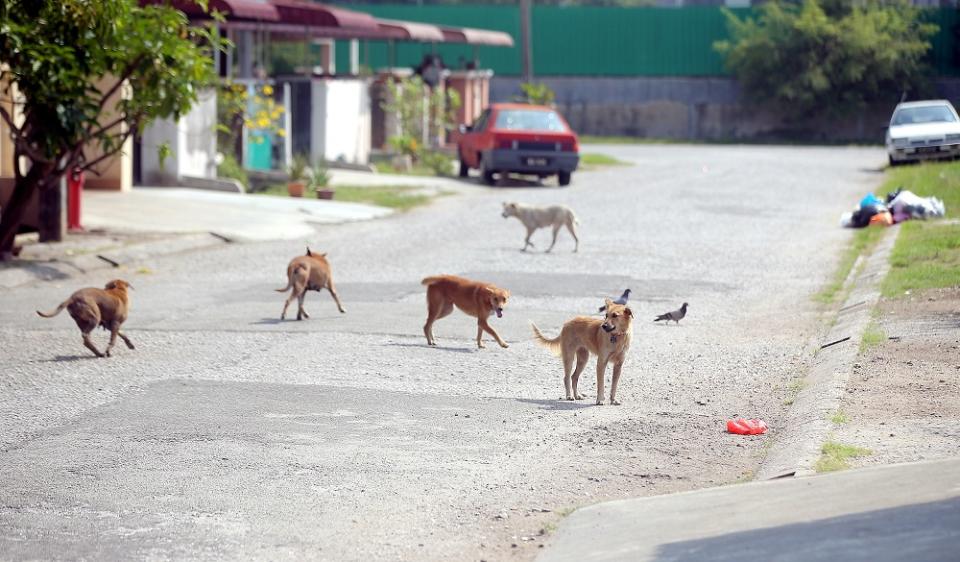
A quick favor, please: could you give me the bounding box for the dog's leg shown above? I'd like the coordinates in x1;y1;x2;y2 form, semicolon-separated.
104;324;120;357
81;331;105;358
424;290;441;346
479;318;509;348
571;348;589;400
476;321;486;349
566;219;580;253
546;224;561;253
327;281;346;314
609;362;624;405
118;331;135;350
523;227;536;251
595;357;610;405
280;290;297;320
297;291;310;320
562;351;575;400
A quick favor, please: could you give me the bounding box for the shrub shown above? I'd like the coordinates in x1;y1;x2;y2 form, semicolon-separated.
217;153;248;188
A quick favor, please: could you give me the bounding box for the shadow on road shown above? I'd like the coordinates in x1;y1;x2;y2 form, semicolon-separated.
38;354;99;363
383;341;476;354
516;397;595;411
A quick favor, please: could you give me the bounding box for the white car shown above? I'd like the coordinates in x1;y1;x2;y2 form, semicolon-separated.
886;100;960;166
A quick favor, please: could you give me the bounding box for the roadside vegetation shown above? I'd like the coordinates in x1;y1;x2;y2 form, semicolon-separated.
814;227;885;305
579;153;631;168
252;184;439;212
815;441;871;473
880;161;960;297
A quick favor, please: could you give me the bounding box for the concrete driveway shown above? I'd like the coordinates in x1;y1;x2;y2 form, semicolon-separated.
0;144;885;561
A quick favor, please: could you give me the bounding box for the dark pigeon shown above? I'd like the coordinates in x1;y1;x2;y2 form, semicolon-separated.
655;302;688;324
598;289;631;312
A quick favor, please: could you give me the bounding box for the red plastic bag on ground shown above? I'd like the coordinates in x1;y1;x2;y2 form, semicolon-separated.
726;418;768;435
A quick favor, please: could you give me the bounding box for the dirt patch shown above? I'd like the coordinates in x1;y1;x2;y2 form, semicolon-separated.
835;287;960;468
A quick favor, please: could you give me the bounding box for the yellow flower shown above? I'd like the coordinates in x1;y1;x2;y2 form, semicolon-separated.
257;117;270;128
262;85;274;96
276;129;286;137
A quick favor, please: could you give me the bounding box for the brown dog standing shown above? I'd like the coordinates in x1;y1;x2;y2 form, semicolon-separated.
422;275;510;349
36;279;135;358
531;300;633;405
277;247;346;320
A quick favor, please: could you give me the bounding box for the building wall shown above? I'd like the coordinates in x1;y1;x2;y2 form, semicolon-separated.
140;89;218;185
311;79;372;165
492;76;960;142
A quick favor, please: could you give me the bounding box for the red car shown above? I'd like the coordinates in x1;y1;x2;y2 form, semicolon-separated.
457;103;580;186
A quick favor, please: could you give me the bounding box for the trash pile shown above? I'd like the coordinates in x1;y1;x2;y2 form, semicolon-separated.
841;188;946;228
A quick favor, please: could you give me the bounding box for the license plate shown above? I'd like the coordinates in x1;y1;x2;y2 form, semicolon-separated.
915;146;940;154
526;157;549;166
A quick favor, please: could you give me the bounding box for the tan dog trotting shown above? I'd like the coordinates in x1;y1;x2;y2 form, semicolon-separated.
36;279;135;358
501;202;580;252
422;275;510;349
531;300;633;405
277;247;346;320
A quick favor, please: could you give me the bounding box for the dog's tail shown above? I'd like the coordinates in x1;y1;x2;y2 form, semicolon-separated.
36;301;68;318
530;322;562;356
275;263;306;292
421;276;444;286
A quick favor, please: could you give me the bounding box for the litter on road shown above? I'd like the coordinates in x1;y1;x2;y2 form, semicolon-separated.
841;188;946;228
727;418;768;435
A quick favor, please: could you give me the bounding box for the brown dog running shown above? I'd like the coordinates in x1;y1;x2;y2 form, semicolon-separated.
36;279;135;358
422;275;510;349
277;247;346;320
531;300;633;405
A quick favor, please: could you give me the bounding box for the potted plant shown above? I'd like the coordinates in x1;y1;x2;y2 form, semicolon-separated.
309;163;334;200
287;154;309;197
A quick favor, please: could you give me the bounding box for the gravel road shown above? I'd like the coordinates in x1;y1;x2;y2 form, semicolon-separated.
0;144;884;561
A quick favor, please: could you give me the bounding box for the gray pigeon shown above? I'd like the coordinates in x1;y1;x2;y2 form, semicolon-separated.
599;289;631;312
654;302;688;324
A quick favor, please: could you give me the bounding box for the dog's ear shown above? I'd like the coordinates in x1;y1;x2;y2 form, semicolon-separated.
306;246;312;256
604;298;613;308
624;307;632;317
105;280;117;290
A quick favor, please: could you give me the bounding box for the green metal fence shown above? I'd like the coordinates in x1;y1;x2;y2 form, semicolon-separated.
332;4;960;77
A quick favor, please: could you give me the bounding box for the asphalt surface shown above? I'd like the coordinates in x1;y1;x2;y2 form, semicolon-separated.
0;144;885;561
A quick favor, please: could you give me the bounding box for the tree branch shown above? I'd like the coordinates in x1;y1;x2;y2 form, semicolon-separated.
79;128;135;173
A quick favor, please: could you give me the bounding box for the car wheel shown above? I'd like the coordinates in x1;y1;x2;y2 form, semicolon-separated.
480;157;496;185
558;171;572;186
458;152;469;178
888;155;899;168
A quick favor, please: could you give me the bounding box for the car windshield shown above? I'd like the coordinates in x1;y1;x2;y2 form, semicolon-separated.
892;105;957;126
494;109;567;132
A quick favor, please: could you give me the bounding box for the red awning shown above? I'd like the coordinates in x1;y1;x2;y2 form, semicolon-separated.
440;26;514;47
377;18;445;43
140;0;279;21
269;0;381;33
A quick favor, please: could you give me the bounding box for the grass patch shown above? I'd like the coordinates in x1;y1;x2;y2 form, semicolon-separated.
815;441;871;473
252;184;440;211
879;160;960;297
829;410;849;424
814;226;886;304
860;321;886;353
782;377;808;406
372;161;439;177
580;152;631;168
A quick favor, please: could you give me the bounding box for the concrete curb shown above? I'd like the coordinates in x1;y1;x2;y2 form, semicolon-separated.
0;233;227;290
756;226;898;479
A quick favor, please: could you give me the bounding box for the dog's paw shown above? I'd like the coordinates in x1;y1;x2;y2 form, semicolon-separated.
610;399;622;406
575;394;585;400
595;400;605;406
564;396;574;401
499;342;509;349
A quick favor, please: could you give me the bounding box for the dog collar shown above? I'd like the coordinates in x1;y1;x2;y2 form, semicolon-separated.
609;332;623;343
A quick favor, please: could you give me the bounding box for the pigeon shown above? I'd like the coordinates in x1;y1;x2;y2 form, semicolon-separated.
598;289;631;312
654;302;688;324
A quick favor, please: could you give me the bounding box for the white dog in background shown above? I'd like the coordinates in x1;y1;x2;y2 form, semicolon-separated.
501;202;580;253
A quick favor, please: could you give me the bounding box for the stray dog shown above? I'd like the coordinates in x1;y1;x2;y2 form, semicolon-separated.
36;279;135;358
276;247;346;320
422;275;510;349
531;300;633;405
501;202;579;252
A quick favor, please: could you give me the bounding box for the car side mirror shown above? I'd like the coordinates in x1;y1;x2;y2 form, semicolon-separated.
459;124;472;134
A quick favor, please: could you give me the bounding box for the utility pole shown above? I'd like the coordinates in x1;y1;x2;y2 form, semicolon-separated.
520;0;533;83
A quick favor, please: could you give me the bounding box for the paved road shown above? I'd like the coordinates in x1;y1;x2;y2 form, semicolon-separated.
0;145;884;561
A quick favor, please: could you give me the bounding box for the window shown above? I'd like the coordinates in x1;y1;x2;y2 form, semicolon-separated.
892;105;958;126
493;109;567;132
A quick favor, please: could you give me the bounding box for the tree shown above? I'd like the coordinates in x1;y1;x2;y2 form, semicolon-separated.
0;0;224;257
714;0;937;120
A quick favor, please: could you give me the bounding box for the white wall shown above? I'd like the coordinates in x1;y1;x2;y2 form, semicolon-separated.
310;79;371;165
140;89;217;185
